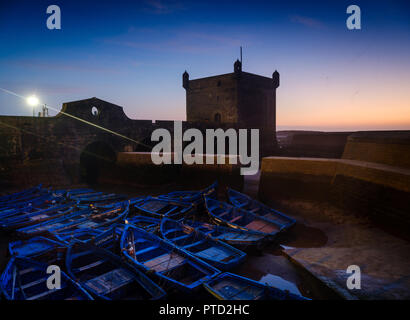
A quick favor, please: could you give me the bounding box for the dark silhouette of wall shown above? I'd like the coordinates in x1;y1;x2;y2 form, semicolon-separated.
0;97;275;188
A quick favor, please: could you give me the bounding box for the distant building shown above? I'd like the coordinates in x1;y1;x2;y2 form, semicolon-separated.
183;60;279;131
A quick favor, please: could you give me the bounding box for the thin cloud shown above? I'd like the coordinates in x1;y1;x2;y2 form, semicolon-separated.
143;0;185;14
103;28;245;54
0;80;88;95
4;59;127;75
290;15;326;29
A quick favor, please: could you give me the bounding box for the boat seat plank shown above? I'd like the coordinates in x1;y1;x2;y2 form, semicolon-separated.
196;247;230;260
27;289;59;300
163;228;181;236
229;216;242;223
19;267;36;275
182;240;204;249
75;259;105;272
171;234;191;242
134;245;159;256
21;277;47;289
144;253;185;272
218;211;230;218
85;268;134;295
245;220;269;231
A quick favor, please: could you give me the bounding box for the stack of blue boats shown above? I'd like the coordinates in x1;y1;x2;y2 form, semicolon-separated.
0;182;309;300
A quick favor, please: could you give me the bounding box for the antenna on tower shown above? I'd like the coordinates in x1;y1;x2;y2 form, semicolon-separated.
240;46;242;65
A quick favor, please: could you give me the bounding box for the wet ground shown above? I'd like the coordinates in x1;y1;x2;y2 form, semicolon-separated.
269;198;410;300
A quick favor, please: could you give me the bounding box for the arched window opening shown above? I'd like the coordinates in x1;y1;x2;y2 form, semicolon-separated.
91;106;99;116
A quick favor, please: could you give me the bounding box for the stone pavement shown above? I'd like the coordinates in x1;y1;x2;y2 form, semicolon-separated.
276;199;410;300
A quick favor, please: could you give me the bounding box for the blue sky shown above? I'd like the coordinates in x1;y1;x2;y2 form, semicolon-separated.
0;0;409;130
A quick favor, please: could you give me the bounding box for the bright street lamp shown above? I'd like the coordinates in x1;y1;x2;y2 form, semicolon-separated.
26;95;39;116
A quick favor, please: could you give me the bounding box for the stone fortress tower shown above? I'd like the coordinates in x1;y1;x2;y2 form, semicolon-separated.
183;60;279;132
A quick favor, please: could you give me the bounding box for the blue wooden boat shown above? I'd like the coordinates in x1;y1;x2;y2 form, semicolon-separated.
1;203;74;230
17;207;93;237
182;219;267;249
65;242;166;300
9;236;66;258
0;190;51;210
76;193;127;205
134;197;194;220
0;257;93;300
160;218;246;270
120;224;220;292
0;184;43;204
61;188;94;197
129;197;145;205
227;188;296;230
68;191;104;200
0;194;58;218
125;215;161;233
8;236;67;268
18;201;129;237
205;197;282;238
48;201;129;235
157;182;218;206
53;228;104;244
52;224;120;251
203;272;309;300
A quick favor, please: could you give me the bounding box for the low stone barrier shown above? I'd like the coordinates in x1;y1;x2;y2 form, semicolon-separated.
342;131;410;169
113;152;244;190
259;156;410;236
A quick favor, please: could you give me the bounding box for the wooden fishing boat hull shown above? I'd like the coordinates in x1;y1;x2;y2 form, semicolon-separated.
9;236;66;258
1;203;74;230
0;194;59;220
203;272;309;300
52;224;120;251
48;201;129;235
161;218;246;270
121;225;220;292
125;215;161;233
76;193;127;205
205;197;281;238
183;220;267;249
8;236;68;268
134;197;194;220
65;242;166;300
227;188;296;231
0;185;43;205
0;257;93;300
0;191;51;211
158;181;218;207
16;208;93;237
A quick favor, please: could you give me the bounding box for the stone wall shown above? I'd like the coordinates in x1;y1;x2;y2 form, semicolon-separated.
259;148;410;237
186;73;239;124
0;97;273;189
277;131;351;158
115;152;243;191
342;131;410;168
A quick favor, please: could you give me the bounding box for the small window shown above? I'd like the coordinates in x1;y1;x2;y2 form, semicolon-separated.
214;113;221;123
217;80;221;87
91;106;99;116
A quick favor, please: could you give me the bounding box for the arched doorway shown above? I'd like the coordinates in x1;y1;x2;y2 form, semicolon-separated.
80;141;116;185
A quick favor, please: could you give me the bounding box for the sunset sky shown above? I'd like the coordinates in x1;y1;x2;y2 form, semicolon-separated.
0;0;409;131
